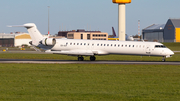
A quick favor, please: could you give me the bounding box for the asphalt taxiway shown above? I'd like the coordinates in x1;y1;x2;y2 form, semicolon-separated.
0;59;180;65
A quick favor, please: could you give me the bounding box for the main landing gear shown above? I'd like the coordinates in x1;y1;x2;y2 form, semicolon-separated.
77;56;96;61
78;56;84;61
162;56;166;62
90;56;96;61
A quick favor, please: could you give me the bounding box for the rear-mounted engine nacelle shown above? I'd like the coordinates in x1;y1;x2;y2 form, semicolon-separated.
42;38;56;46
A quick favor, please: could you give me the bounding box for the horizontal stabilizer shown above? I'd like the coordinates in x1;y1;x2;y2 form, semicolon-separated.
8;25;24;27
8;23;35;28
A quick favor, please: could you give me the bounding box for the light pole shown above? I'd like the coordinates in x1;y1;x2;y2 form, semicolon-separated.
48;6;50;38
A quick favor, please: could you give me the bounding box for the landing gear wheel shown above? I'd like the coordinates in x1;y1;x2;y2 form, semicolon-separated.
162;56;166;62
90;56;96;61
78;56;84;61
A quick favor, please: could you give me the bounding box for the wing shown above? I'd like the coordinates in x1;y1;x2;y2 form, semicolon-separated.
45;50;94;56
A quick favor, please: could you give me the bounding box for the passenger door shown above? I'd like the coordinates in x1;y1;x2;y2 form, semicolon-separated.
146;45;151;55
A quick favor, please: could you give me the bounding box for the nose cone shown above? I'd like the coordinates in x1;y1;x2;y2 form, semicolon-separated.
170;51;174;55
165;49;174;58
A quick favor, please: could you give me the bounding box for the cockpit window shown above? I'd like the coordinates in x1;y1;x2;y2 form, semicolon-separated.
155;45;166;48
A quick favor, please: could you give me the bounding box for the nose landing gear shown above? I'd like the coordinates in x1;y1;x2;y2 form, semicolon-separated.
162;56;166;62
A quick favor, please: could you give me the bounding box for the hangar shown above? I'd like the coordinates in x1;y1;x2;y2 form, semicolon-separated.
15;33;32;46
142;19;180;42
0;33;32;47
164;19;180;42
142;24;165;42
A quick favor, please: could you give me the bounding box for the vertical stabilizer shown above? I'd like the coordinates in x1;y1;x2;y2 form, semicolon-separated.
23;23;43;46
112;27;117;38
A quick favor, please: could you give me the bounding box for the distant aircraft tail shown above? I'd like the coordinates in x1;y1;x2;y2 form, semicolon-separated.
112;27;117;38
8;23;44;46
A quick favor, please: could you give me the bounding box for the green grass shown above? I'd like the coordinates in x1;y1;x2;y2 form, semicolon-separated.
0;64;180;101
163;42;180;51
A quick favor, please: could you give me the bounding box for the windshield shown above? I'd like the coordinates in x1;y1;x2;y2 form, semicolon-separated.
155;45;166;48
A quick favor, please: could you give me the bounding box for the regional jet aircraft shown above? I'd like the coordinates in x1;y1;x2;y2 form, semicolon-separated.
9;23;174;61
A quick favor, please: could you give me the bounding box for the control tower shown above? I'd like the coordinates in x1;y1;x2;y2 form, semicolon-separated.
112;0;131;41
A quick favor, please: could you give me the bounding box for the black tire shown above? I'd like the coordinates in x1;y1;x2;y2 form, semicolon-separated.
162;59;166;62
90;56;96;61
78;57;84;61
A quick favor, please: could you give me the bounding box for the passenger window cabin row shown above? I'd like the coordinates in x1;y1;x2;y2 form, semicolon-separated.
65;42;145;48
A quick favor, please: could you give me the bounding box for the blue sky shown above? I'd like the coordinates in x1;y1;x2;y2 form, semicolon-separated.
0;0;180;36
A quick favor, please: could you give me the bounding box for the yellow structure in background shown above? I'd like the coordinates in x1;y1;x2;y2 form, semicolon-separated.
108;38;119;41
176;28;180;42
21;48;25;50
112;0;131;3
15;34;31;39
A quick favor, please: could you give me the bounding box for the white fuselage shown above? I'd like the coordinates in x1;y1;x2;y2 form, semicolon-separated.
49;39;174;57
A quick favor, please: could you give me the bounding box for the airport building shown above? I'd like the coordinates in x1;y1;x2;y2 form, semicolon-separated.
0;33;32;47
164;19;180;42
142;19;180;42
142;24;165;42
58;29;108;40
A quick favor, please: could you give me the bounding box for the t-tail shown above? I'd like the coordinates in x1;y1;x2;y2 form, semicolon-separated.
9;23;44;46
8;23;56;50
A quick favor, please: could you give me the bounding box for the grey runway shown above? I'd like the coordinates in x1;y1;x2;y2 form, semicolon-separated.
0;59;180;65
